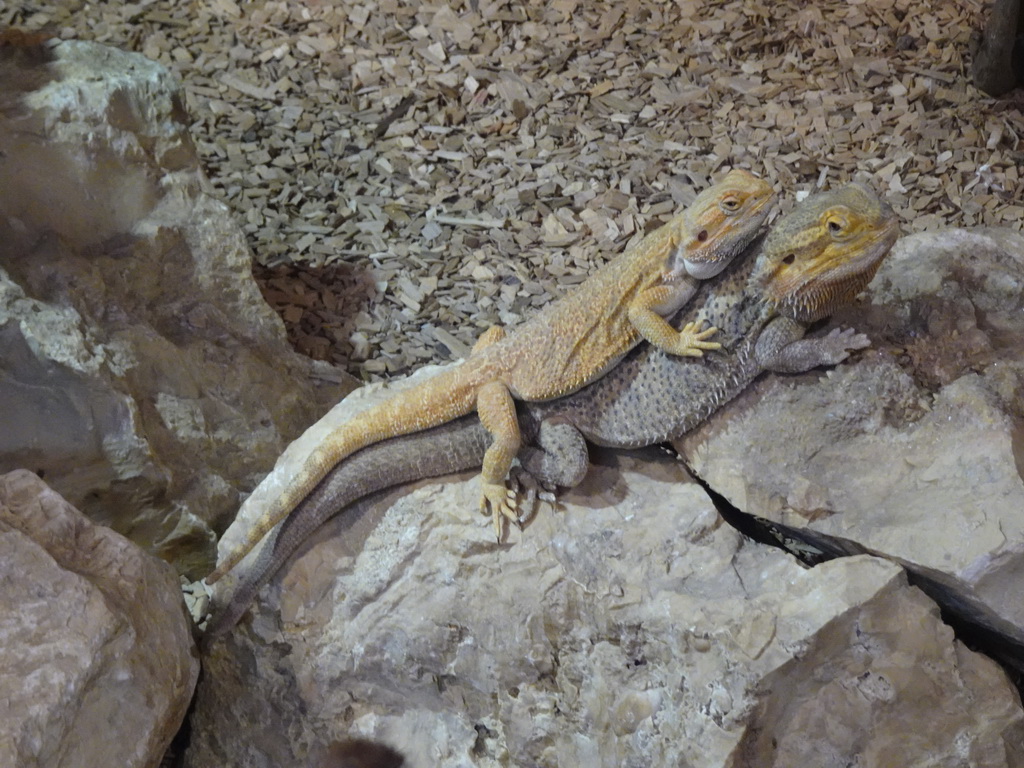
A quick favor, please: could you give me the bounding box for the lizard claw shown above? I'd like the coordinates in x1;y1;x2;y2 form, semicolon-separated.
826;326;871;350
818;327;871;363
507;466;537;510
481;481;519;541
508;465;558;519
674;321;722;357
509;465;558;501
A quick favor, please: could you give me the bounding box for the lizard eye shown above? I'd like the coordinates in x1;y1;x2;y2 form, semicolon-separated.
826;216;847;237
721;196;741;212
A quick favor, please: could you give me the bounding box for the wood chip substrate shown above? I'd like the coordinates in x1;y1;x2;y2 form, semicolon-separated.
6;0;1023;381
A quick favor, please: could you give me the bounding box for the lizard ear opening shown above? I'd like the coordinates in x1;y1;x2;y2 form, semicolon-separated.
696;229;709;242
782;253;796;264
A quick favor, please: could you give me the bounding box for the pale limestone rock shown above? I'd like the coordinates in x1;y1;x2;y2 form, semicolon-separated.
0;469;198;768
187;227;1024;765
0;41;354;575
186;442;1024;766
680;229;1024;630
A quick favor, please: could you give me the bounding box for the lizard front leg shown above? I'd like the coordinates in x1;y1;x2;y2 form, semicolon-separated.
756;316;870;373
476;380;521;538
629;281;721;357
471;325;505;354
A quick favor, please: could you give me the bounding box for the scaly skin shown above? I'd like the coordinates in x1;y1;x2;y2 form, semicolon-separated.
206;170;775;584
205;183;899;638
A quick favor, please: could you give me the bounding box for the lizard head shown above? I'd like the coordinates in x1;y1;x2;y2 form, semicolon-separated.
757;183;901;322
663;168;776;281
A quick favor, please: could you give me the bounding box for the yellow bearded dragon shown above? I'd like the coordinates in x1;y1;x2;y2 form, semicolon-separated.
206;169;775;583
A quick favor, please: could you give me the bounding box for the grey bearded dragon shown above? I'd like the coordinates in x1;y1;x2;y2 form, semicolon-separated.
206;183;900;639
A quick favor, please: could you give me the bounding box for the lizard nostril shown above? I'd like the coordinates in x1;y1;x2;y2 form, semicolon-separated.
783;254;796;264
697;230;708;242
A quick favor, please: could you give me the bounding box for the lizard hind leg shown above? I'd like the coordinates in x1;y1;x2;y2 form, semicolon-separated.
519;417;590;491
509;417;590;523
476;380;521;540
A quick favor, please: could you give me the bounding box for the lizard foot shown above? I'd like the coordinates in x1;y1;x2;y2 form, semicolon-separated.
481;481;519;541
817;327;871;363
505;462;557;512
672;321;722;357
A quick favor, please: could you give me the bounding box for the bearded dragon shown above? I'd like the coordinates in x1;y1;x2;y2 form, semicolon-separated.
206;170;775;583
205;183;900;637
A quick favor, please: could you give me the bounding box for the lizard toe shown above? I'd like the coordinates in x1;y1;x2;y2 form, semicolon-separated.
482;482;519;541
674;322;721;356
693;324;720;341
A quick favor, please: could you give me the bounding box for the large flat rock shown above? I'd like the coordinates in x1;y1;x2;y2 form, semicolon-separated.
189;423;1024;766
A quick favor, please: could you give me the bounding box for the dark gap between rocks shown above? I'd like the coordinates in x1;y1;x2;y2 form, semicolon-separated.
689;470;1024;699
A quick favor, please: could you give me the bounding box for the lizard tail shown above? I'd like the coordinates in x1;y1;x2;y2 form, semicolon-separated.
205;363;482;583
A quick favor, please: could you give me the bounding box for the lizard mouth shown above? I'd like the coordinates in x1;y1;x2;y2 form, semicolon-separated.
667;194;775;281
678;256;727;280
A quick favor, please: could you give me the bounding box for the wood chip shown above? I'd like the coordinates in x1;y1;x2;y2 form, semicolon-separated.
21;0;1022;383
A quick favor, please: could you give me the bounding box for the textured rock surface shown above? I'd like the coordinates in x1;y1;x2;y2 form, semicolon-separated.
0;469;198;768
188;398;1024;767
680;229;1024;630
0;41;354;574
186;227;1024;766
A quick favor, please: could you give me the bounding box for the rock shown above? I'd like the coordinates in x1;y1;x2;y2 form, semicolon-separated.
680;228;1024;630
700;479;1024;677
185;429;1024;766
0;40;356;575
0;469;199;768
185;226;1024;765
971;0;1022;96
